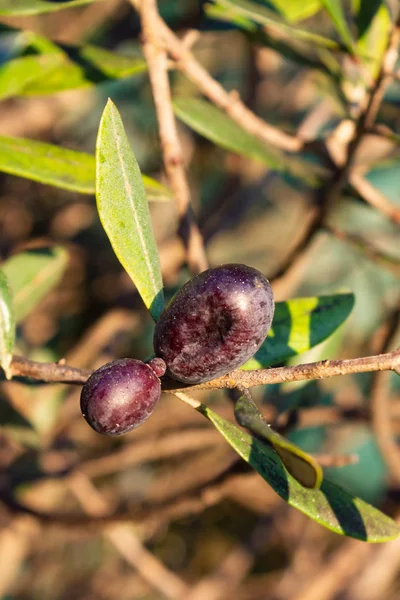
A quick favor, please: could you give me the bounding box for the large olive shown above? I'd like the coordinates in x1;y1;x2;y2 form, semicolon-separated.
153;264;274;384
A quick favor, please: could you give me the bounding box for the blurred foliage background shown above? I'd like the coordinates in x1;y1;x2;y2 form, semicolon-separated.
0;0;400;598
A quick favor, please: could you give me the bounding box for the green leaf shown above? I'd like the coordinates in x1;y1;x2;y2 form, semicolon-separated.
0;270;15;378
0;37;147;99
96;99;164;321
234;389;322;488
268;0;322;23
2;247;68;323
0;135;96;194
356;2;390;78
173;97;322;186
0;135;171;201
206;3;342;79
0;0;98;16
320;0;355;53
211;0;340;49
199;403;400;541
78;44;147;79
242;294;354;369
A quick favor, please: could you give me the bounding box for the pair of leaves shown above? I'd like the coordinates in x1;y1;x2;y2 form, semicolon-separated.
200;401;399;542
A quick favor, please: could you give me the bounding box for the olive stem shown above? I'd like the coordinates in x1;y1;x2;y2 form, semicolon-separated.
7;347;400;389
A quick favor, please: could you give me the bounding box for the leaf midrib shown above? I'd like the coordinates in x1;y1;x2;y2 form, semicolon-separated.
109;107;159;298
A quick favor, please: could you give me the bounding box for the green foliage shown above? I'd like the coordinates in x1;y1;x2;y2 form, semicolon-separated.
234;389;323;488
355;1;390;77
0;0;98;16
0;134;171;200
2;247;68;323
199;402;399;542
243;294;355;369
173;97;322;185
268;0;322;23
0;270;15;378
0;33;147;99
210;0;340;49
96;99;165;321
320;0;356;53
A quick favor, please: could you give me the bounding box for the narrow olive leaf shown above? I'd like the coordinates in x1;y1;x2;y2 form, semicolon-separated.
0;54;71;101
0;270;15;378
198;403;400;541
0;0;98;16
268;0;322;23
234;389;323;488
0;45;147;99
173;98;323;186
78;45;147;79
356;2;390;78
0;135;95;194
320;0;355;53
96;99;164;321
214;0;340;49
206;3;342;79
242;293;354;369
0;135;171;201
2;247;68;323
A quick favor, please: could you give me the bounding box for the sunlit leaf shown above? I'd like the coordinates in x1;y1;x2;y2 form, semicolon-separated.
242;294;354;369
268;0;322;23
212;0;340;49
0;0;98;16
206;2;342;79
320;0;355;53
0;135;171;201
234;389;323;488
356;2;390;78
2;247;68;323
173;97;323;186
199;403;400;541
0;34;147;98
0;270;15;378
96;99;164;321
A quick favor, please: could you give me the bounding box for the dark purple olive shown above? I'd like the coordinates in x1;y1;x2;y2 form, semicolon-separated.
80;358;161;435
153;264;274;384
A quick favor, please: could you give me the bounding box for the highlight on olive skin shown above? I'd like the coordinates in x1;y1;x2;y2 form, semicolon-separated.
80;358;163;435
153;263;275;385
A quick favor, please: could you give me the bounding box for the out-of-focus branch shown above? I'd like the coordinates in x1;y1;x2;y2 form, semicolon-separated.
370;308;400;485
350;171;400;225
131;0;208;274
147;9;302;153
270;24;400;283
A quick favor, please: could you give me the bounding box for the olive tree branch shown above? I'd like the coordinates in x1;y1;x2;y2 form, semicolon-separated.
146;7;302;153
269;23;399;283
130;0;208;274
7;348;400;390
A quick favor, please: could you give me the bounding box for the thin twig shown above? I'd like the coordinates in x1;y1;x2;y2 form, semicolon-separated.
370;308;400;485
271;23;400;283
350;171;400;225
148;9;302;153
132;0;208;274
7;346;400;391
68;472;189;599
